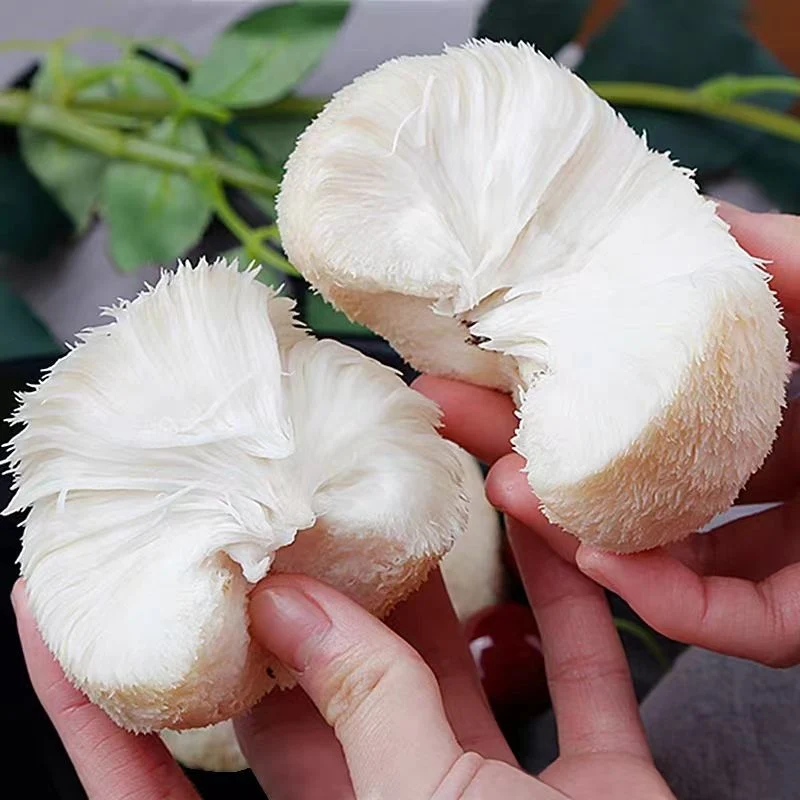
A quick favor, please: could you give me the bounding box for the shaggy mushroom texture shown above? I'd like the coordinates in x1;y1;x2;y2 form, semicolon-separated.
5;260;467;732
278;40;789;552
161;447;503;773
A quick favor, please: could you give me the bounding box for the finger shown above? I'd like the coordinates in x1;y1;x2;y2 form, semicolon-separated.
387;570;516;764
12;581;199;800
486;454;578;562
577;545;800;667
235;687;353;800
412;375;517;465
715;201;800;317
667;500;800;581
505;519;650;760
248;574;463;799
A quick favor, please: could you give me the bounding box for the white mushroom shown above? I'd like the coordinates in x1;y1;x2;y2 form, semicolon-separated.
161;447;503;773
277;40;789;552
161;721;248;773
5;259;467;732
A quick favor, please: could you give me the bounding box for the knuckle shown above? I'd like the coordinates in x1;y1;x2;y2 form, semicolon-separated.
547;650;629;688
752;581;800;668
320;643;435;732
433;753;521;800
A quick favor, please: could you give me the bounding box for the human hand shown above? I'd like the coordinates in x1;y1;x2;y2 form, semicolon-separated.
12;532;674;799
415;202;800;668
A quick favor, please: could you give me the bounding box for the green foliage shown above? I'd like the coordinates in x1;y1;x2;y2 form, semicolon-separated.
189;1;349;108
238;115;314;168
476;0;591;58
3;0;800;322
0;280;61;362
304;293;371;337
577;0;795;174
0;152;72;261
102;118;212;270
19;55;110;229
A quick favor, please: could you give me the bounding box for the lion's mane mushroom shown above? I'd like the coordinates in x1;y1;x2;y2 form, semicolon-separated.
5;259;467;732
277;40;789;553
160;446;503;773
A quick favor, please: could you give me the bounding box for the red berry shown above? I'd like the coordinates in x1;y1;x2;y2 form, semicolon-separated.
464;602;549;722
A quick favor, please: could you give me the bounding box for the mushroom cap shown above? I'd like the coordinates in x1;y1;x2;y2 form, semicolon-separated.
5;260;467;731
277;40;788;551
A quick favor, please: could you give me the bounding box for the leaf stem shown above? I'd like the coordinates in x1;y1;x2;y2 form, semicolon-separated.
613;618;671;672
65;60;230;123
203;178;298;276
591;81;800;143
69;84;800;144
0;29;197;67
0;90;277;196
259;96;328;117
695;74;800;102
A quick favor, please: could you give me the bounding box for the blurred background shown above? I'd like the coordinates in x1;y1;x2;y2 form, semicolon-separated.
1;1;798;797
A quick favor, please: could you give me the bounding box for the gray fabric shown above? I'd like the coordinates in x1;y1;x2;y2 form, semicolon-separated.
642;648;800;800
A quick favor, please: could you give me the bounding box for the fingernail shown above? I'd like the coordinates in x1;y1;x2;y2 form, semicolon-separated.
250;586;332;672
575;547;620;592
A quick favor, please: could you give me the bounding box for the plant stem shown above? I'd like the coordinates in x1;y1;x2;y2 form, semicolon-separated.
0;90;277;196
695;74;800;101
260;96;328;117
204;178;298;276
0;30;197;67
70;84;800;143
592;81;800;143
613;618;671;672
66;61;230;123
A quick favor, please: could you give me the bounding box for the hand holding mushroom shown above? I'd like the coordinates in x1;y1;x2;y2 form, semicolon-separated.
417;204;800;669
12;536;677;799
6;38;794;786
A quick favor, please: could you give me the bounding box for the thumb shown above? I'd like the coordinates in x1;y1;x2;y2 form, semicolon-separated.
248;574;463;799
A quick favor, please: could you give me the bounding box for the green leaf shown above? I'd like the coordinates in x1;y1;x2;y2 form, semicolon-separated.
204;126;280;218
19;54;110;229
0;152;73;261
304;292;371;336
578;0;795;174
102;118;213;271
476;0;591;58
189;1;349;108
0;280;61;362
109;58;184;101
238;115;313;168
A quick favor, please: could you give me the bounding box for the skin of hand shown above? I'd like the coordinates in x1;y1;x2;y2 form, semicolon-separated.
11;531;676;799
414;201;800;669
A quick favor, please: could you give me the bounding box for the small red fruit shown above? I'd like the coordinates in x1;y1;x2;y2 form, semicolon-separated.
463;602;550;722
